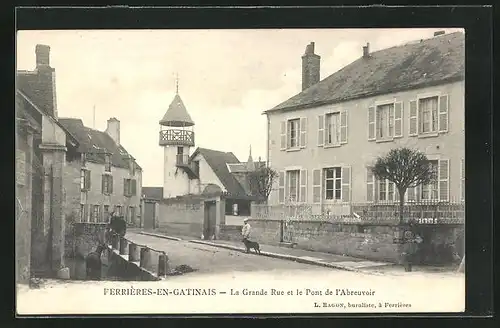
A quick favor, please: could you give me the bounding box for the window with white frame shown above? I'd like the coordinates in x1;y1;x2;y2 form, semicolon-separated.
287;119;300;149
421;160;439;200
278;169;307;203
80;169;90;191
376;103;395;139
325;112;340;145
286;170;300;202
92;205;100;222
378;179;398;202
409;94;449;137
324;167;342;200
280;118;307;150
368;102;402;141
419;96;438;134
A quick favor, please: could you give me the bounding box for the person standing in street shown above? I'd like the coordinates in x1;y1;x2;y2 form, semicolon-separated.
241;218;251;243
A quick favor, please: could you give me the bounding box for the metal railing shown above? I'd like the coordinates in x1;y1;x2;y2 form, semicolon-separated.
159;129;195;146
251;201;465;224
107;232;169;278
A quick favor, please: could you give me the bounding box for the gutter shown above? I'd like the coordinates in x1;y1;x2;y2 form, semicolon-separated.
262;75;464;115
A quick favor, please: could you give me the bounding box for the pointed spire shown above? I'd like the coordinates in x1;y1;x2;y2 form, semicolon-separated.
246;144;255;171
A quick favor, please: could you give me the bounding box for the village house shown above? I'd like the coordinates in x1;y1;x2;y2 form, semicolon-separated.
16;44;81;279
59;117;143;227
142;87;265;237
264;31;465;216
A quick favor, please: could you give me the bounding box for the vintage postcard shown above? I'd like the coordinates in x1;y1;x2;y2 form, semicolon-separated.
15;27;466;315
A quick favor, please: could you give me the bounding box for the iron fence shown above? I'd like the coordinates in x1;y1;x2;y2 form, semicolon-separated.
251;200;465;224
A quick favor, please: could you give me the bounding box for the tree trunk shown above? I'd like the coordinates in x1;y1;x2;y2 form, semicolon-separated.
398;187;406;225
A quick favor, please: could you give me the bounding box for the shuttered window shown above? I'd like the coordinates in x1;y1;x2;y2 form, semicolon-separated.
278;171;285;204
366;167;374;202
438;159;449;202
409;100;418;136
317;115;325;146
394;101;403;137
299;118;308;148
438;95;449;132
312;169;322;203
299;170;307;203
368;106;376;140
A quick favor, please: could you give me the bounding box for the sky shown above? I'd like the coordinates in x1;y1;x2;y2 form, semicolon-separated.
16;28;463;186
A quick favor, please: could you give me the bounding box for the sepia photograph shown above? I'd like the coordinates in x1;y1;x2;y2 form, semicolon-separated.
15;27;466;315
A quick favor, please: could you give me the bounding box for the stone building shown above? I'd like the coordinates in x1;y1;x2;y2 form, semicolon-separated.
264;31;465;214
59;117;143;227
16;44;80;278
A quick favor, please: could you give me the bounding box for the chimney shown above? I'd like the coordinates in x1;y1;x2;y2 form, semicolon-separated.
434;30;446;37
362;43;370;58
35;44;51;67
105;117;120;145
301;42;321;91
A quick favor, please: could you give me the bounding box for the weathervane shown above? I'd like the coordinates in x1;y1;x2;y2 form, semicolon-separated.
175;72;179;94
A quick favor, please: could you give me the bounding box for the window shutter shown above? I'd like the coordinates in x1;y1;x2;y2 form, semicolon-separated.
394;101;403;137
439;94;449;133
366;167;374;202
438;159;449;202
110;176;114;194
278;171;285;204
340;110;348;144
85;171;91;190
101;175;105;194
461;158;465;202
285;172;290;202
132;179;137;195
341;166;351;202
317;115;324;146
299;117;307;148
368;106;375;140
299;170;307;203
312;169;322;203
409;100;418;136
280;121;286;150
123;178;128;196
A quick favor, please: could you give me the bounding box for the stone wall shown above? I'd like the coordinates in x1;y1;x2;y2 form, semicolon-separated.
156;195;206;238
67;222;108;258
220;219;464;265
16;127;33;283
219;225;243;242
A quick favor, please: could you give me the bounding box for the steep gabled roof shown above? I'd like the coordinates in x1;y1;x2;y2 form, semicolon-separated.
159;94;195;127
266;32;465;113
190;147;247;197
59;118;141;170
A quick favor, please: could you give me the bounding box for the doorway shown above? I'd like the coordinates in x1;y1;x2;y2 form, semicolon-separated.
143;201;156;230
203;201;217;240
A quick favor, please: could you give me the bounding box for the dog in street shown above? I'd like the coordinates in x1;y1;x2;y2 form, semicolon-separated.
242;238;261;254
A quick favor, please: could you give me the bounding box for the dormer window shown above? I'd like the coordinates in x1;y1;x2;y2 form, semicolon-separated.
105;154;112;172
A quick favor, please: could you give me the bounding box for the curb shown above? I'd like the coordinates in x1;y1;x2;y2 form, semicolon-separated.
188;240;389;276
139;231;182;241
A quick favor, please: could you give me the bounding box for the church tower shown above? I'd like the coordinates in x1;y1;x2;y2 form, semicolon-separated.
158;77;195;199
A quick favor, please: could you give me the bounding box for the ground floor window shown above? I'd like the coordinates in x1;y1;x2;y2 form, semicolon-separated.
324;167;342;200
286;170;300;202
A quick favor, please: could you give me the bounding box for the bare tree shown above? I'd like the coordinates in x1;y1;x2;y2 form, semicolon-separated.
247;167;279;201
372;147;436;224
